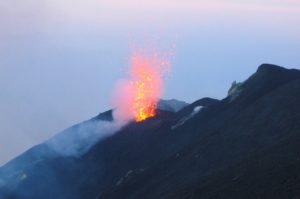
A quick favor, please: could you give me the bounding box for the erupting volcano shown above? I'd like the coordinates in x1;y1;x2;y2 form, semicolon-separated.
130;53;163;122
113;51;170;122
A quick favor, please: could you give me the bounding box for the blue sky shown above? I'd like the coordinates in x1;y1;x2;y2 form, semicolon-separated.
0;0;300;165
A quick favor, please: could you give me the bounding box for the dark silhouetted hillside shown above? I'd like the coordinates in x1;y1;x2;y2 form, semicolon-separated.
1;64;300;199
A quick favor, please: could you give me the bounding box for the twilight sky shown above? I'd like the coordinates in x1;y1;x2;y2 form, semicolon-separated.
0;0;300;165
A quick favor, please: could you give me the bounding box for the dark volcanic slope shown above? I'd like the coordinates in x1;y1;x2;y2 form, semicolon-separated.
99;64;300;199
1;64;300;199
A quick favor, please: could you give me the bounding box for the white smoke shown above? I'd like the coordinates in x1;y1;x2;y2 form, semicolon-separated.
46;118;122;157
193;106;203;113
171;106;203;130
111;79;136;124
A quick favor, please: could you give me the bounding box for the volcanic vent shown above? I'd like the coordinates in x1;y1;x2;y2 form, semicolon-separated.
113;52;170;122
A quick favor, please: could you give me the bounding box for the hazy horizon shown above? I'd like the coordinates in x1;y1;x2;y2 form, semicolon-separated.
1;0;300;165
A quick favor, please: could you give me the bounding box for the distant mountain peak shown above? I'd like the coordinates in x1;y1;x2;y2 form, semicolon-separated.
93;110;114;121
157;99;189;112
226;63;300;105
257;63;286;73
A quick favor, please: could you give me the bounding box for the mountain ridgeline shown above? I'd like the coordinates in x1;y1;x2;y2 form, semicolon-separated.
1;64;300;199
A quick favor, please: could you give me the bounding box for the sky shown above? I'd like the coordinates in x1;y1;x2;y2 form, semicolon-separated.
0;0;300;165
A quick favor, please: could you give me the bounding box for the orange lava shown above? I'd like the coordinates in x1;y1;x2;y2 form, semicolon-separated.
130;53;164;122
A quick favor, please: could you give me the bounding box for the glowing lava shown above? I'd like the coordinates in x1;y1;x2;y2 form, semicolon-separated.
112;51;170;123
130;53;163;122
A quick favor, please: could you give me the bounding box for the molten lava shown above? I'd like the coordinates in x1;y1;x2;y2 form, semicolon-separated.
130;53;163;122
112;51;170;123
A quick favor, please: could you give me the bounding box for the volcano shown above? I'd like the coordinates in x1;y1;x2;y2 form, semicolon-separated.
1;64;300;199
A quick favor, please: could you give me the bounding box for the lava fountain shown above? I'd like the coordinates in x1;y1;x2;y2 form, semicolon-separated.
113;51;170;123
130;53;162;122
